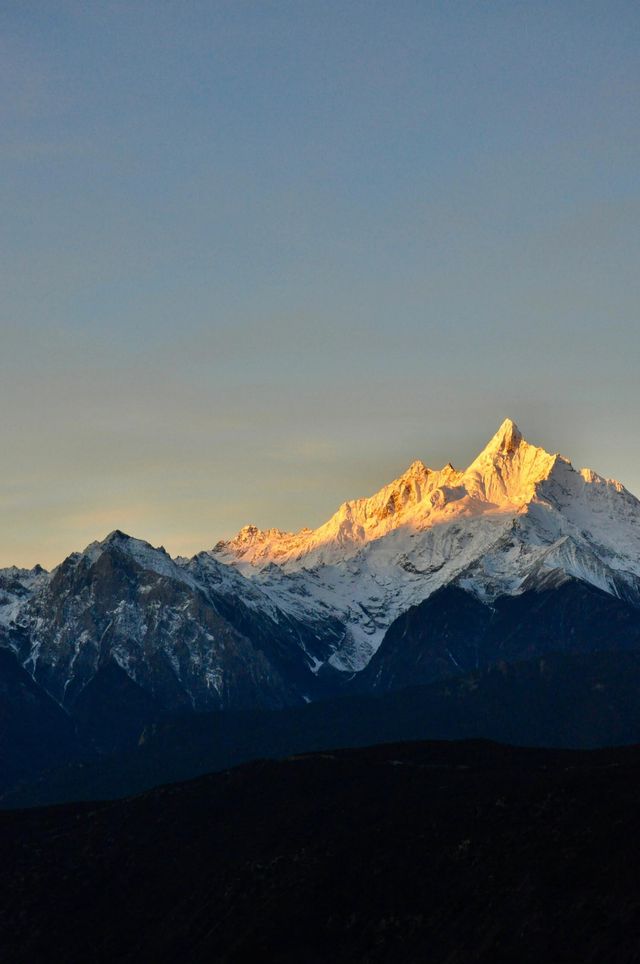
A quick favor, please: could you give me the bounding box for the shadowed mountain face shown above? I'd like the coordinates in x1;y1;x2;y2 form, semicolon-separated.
8;649;640;808
3;740;640;964
358;585;492;688
359;577;640;692
69;660;167;754
0;648;83;791
7;554;640;743
2;576;640;806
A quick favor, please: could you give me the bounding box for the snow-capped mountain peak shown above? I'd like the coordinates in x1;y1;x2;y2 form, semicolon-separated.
481;416;523;454
209;419;640;670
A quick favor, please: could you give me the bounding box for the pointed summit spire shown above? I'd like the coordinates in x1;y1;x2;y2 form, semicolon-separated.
464;418;559;505
465;418;524;476
486;418;523;455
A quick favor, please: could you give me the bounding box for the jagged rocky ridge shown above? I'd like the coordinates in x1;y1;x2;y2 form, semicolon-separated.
2;418;640;720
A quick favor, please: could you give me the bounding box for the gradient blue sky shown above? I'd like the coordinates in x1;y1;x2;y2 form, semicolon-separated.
1;1;639;568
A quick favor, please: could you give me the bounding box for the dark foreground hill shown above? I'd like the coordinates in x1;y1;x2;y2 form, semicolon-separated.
7;649;640;808
3;739;640;963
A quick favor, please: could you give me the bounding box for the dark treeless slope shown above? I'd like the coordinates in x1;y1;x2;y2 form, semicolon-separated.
3;740;640;963
358;579;640;692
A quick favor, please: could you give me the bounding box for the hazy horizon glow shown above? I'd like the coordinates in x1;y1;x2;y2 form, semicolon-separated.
1;2;639;568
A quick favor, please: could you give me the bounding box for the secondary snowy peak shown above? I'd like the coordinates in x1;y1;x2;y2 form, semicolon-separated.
312;457;443;542
219;457;459;565
480;417;523;455
70;530;197;587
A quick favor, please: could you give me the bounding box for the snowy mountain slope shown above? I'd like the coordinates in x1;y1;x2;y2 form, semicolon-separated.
7;532;324;714
211;419;640;669
0;565;48;635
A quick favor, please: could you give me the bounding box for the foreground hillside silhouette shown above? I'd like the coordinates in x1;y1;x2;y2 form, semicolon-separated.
3;739;640;963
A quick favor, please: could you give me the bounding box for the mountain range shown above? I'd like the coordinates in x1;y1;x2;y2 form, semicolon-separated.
2;418;640;794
